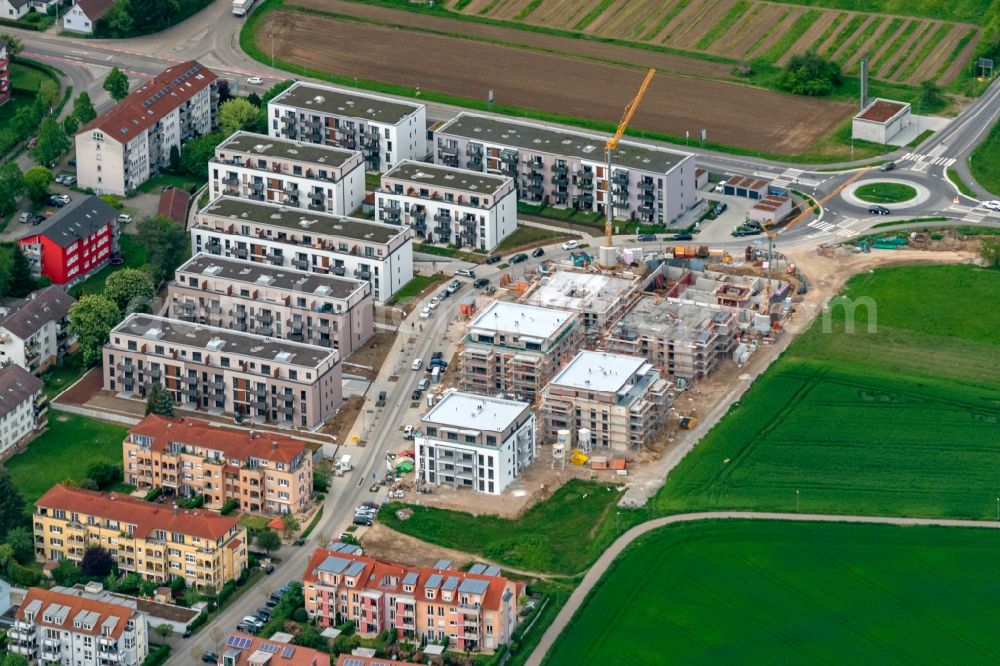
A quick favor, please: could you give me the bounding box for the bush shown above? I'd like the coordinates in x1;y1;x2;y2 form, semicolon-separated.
220;498;238;515
778;50;841;96
217;580;237;606
291;607;308;622
141;644;171;666
6;561;42;587
188;611;208;633
144;487;163;502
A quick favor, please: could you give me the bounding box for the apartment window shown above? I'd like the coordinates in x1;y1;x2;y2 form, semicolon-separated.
221;357;230;368
192;352;202;362
289;370;297;380
261;364;271;376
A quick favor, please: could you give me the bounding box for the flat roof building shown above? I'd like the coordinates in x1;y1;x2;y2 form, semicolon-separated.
853;98;911;145
524;270;641;335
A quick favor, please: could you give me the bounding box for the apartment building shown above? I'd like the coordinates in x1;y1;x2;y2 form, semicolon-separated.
376;160;517;251
607;295;739;380
434;113;697;225
168;254;374;356
192;196;413;304
0;285;77;374
415;389;535;495
460;301;581;401
0;364;46;457
9;584;149;666
124;414;314;515
103;313;342;429
524;270;641;335
34;484;248;592
303;548;521;653
18;196;119;285
76;60;219;195
268;82;426;172
540;350;673;452
210;130;365;217
658;264;790;333
0;40;9;106
219;632;327;666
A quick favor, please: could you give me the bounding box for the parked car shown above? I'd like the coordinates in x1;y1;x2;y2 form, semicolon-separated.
353;515;373;527
636;234;657;242
473;278;491;289
410;388;422;401
117;213;132;224
485;254;501;264
715;201;728;214
236;623;259;635
561;240;579;250
418;378;430;391
436;289;450;301
983;200;1000;211
242;616;264;628
508;253;528;264
17;212;31;224
376;390;387;406
455;268;476;278
60;174;76;186
428;296;441;310
672;233;693;241
714;178;727;192
447;280;461;294
431;351;443;360
202;652;219;664
868;205;891;215
531;247;545;257
419;307;431;319
247;76;264;85
263;563;274;574
32;215;45;226
68;158;77;167
47;196;66;208
362;501;380;509
403;425;414;439
411;358;423;371
879;161;896;172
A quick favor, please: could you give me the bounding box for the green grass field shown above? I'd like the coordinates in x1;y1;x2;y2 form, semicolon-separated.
386;273;445;305
970;117;1000;196
769;0;988;23
494;226;572;253
854;182;917;203
71;235;147;297
544;520;1000;665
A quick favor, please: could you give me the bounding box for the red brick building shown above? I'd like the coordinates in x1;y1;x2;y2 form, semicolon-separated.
18;196;118;285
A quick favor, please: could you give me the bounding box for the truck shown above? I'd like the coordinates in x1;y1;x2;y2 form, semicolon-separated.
337;455;352;476
232;0;254;16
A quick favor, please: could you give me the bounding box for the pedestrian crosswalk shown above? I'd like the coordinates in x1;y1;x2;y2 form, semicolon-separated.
806;217;861;239
900;152;956;168
948;203;999;224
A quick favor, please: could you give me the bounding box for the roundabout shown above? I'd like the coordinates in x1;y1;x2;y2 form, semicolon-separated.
841;177;931;210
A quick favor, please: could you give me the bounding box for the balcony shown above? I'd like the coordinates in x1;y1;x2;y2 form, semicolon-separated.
433;212;451;224
292;257;309;270
612;170;629;185
234;247;249;259
380;209;401;224
500;149;518;164
551;174;568;186
248;180;264;192
266;253;283;265
222;175;238;187
354;268;371;280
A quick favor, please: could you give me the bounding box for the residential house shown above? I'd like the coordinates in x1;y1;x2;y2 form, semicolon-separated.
0;285;76;373
63;0;115;34
17;196;119;285
0;364;46;458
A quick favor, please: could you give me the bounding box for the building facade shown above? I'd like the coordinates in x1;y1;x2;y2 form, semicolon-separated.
376;160;517;251
124;414;314;514
0;285;77;374
219;632;327;666
415;390;535;495
460;301;581;401
34;485;248;592
303;549;521;653
0;364;45;458
192;196;413;304
103;313;342;429
268;82;426;172
540;350;673;452
63;0;115;34
76;60;219;195
18;196;119;285
9;585;149;666
434;113;697;225
210;130;366;217
0;40;9;106
167;254;374;357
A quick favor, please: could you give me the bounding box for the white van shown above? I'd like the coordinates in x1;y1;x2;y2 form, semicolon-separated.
455;268;476;278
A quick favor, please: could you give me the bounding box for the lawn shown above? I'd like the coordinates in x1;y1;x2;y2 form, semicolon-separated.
40;352;88;399
386;273;445;305
71;235;147;297
854;182;917;203
970;118;1000;195
135;173;204;194
5;413;127;507
494;225;573;253
544;520;1000;665
948;168;976;197
653;264;1000;519
768;0;987;23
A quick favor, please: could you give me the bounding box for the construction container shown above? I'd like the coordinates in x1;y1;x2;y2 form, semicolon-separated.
609;456;626;471
590;456;608;470
697;245;710;258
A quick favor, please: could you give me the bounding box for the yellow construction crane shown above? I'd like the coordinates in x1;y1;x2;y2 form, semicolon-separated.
604;68;656;251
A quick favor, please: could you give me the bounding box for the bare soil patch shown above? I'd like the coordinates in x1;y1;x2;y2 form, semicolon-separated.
910;24;964;83
344;330;397;379
779;10;838;65
745;6;803;59
318;394;363;443
670;0;736;51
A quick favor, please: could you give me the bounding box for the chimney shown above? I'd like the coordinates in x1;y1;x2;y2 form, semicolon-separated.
172;505;178;516
271;441;277;450
249;430;255;440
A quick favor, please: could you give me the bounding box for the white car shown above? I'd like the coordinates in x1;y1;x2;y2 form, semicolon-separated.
428;296;441;310
246;76;264;85
411;358;423;371
419;307;431;319
116;214;132;224
561;240;579;250
982;200;1000;211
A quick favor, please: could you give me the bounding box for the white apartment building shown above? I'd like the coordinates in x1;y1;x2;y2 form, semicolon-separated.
0;286;77;374
0;364;45;457
209;131;366;217
377;160;517;251
76;60;219;195
9;584;149;666
415;389;535;495
192;197;413;304
268;82;426;172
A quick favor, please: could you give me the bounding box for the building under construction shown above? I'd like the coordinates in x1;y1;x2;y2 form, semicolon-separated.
524;270;642;336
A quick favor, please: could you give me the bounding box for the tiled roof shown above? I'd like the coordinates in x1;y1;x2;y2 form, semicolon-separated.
157;187;190;224
0;364;42;419
37;484;241;541
222;632;326;666
79;60;217;144
0;286;75;339
336;655;424;666
74;0;115;20
18;586;136;640
19;196;116;249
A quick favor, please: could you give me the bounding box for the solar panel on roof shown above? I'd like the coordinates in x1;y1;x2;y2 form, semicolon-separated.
226;635;252;649
259;643;280;654
343;659;365;666
484;565;501;576
281;646;295;659
468;564;487;575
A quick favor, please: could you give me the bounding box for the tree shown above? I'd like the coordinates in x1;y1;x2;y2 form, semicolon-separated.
104;67;130;102
37;79;60;114
981;238;1000;268
180;131;224;180
0;34;23;55
1;653;29;666
86;462;123;489
778;50;841;96
155;623;174;640
11;104;40;142
23;165;53;202
51;559;82;586
0;163;24;218
137;215;188;283
145;382;174;416
10;246;36;298
247;92;262;108
0;471;25;540
918;79;946;112
81;545;114;578
69;295;121;365
103;1;135;35
217;79;231;104
31;117;72;166
0;542;13;570
169;144;181;173
256;528;281;554
63;114;80;136
73;91;97;125
6;526;34;564
78;478;100;490
104;267;154;312
281;514;299;539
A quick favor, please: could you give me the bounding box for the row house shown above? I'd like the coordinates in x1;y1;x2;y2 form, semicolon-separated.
18;196;119;285
540;350;673;452
102;313;342;430
0;285;77;374
433;112;697;225
76;60;219;195
192;196;413;304
460;301;581;402
167;253;374;357
0;364;46;458
268;82;426;172
376;160;517;251
34;484;247;592
210;130;365;217
415;389;535;495
124;414;313;515
303;548;521;653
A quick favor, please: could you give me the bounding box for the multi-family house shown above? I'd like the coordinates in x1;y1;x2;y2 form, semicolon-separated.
524;270;642;335
192;196;413;304
167;254;374;356
539;350;673;452
9;584;149;666
376;160;516;251
0;364;46;457
17;196;119;285
76;60;219;195
415;389;535;495
103;313;342;429
34;484;248;592
0;40;9;106
303;549;521;653
218;632;328;666
434;113;697;225
210;130;366;217
460;301;581;401
268;82;426;172
0;285;77;374
124;414;314;515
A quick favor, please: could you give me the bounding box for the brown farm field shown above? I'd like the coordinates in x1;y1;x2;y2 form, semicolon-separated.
263;7;853;155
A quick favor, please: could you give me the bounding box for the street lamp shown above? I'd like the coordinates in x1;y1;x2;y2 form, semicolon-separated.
796;489;800;512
